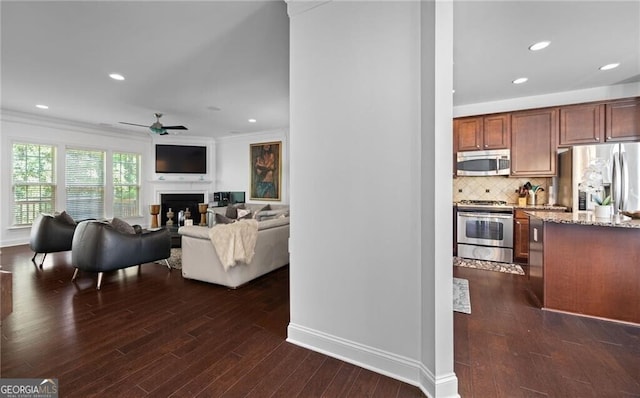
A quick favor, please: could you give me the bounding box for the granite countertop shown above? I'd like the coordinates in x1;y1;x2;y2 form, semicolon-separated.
512;204;567;211
452;202;568;211
526;210;640;229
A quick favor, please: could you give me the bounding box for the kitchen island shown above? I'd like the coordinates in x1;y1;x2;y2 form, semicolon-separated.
527;211;640;325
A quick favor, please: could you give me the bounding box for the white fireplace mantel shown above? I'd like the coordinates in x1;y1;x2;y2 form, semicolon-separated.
148;179;213;183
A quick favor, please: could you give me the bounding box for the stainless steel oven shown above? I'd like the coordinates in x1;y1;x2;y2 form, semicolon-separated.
456;200;514;263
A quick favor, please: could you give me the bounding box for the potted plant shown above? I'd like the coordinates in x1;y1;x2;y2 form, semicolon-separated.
593;195;613;218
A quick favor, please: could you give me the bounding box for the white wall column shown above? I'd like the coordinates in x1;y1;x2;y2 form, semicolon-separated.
420;1;457;396
287;1;456;396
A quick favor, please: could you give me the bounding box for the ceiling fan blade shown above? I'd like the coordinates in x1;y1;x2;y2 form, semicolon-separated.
119;122;150;128
162;125;188;130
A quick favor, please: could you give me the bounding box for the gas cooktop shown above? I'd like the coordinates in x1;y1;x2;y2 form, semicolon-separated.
456;200;514;211
458;200;508;206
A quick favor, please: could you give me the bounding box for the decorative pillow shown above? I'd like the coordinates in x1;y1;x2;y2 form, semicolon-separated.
252;204;271;219
215;213;236;224
54;211;76;225
256;209;289;221
111;217;136;234
225;203;246;219
237;209;252;219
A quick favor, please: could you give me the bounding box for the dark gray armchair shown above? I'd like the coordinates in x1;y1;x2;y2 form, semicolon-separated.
29;212;79;266
71;220;171;289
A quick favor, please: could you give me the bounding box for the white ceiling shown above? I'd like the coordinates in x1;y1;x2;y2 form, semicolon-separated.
453;1;640;106
1;1;290;138
1;1;639;138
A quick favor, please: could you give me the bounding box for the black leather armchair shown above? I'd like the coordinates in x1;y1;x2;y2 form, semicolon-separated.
71;220;171;289
29;213;78;266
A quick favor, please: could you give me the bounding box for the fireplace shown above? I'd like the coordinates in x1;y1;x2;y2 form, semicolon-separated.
160;193;205;226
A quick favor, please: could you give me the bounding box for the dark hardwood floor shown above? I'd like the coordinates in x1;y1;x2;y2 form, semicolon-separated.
454;265;640;398
2;245;639;397
0;245;423;397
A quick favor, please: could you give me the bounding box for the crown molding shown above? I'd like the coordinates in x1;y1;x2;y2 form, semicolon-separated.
286;0;331;18
1;108;150;142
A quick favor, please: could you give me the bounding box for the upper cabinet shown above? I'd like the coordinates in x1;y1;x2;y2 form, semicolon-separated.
453;96;639;178
605;98;640;142
511;108;558;176
454;113;510;152
558;103;605;146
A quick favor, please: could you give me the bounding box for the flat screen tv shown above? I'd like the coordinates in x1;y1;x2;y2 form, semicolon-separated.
155;144;207;174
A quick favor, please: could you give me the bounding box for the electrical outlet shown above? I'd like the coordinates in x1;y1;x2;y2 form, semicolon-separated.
485;189;490;193
458;189;463;193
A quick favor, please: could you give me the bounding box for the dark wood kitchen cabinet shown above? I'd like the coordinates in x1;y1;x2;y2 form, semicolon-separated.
454;113;510;152
532;216;640;324
514;210;530;263
510;108;558;176
453;205;457;256
558;102;605;146
605;98;640;142
514;209;567;264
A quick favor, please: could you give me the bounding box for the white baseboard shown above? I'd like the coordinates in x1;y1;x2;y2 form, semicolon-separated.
287;322;459;398
0;238;29;249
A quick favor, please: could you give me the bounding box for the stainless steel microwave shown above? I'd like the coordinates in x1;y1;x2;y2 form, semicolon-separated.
456;149;511;176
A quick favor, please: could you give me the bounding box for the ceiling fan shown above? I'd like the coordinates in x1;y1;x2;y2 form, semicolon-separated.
120;113;188;135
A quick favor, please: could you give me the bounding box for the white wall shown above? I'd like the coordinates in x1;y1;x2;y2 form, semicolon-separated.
0;109;289;247
215;129;290;204
287;1;456;396
0;110;216;247
0;111;147;246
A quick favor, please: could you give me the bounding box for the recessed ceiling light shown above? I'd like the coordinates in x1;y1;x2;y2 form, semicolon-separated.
109;73;125;81
36;104;49;109
599;63;620;71
248;118;257;123
512;77;528;84
529;41;550;51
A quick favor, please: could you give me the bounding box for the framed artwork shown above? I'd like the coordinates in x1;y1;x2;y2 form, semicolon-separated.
250;141;282;201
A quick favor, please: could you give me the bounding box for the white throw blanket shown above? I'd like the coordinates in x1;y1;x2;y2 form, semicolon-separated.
208;219;259;270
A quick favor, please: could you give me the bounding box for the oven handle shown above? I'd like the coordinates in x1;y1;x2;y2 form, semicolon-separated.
458;212;513;219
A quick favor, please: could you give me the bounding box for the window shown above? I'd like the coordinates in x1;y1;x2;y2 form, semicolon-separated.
11;143;56;225
113;152;141;217
66;148;104;219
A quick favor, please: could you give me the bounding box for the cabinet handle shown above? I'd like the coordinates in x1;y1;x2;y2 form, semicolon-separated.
596;137;600;141
484;144;488;147
476;145;480;148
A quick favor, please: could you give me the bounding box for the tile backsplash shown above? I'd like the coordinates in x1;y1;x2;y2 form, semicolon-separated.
453;176;552;204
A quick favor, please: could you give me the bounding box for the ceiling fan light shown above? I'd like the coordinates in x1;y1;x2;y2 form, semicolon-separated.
150;126;165;134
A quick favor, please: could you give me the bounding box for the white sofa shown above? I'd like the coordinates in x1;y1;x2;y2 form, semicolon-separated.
178;204;289;288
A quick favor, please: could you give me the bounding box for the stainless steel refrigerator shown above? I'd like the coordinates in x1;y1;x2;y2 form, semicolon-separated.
556;143;640;213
